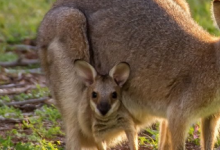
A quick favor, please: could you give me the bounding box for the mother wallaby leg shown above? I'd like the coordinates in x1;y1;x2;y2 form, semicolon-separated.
167;105;190;150
48;39;85;150
201;113;220;150
158;120;172;150
38;6;90;150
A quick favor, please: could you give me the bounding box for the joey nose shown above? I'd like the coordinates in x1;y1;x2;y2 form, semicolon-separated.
97;102;111;116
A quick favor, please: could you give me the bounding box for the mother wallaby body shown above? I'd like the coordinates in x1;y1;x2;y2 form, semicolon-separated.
38;0;220;149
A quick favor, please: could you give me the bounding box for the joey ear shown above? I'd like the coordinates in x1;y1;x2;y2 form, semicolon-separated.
213;0;220;29
109;62;130;87
74;60;97;86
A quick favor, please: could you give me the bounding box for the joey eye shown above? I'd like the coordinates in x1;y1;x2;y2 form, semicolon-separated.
111;92;117;99
92;92;97;98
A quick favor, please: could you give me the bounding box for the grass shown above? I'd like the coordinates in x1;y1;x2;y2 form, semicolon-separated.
0;0;55;43
0;82;63;149
187;0;220;36
0;0;220;149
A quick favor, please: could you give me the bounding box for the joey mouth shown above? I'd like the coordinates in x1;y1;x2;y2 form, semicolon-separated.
90;99;121;118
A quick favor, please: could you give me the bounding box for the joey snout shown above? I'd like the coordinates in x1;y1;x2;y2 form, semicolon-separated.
97;101;111;116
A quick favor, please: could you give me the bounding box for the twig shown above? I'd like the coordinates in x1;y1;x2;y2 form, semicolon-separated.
0;116;23;123
0;85;31;95
0;116;40;124
4;68;43;74
44;98;56;106
0;85;46;95
18;103;44;111
0;58;39;67
3;97;49;106
0;83;25;89
22;112;34;117
0;86;31;95
7;44;37;52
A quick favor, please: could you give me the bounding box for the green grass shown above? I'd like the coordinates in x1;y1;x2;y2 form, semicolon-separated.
0;0;55;43
0;104;64;149
187;0;220;36
0;83;63;149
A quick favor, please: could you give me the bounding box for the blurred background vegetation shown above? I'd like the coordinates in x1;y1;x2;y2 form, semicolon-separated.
187;0;220;35
0;0;55;43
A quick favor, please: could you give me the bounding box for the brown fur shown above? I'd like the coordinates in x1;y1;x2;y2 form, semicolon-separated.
38;0;220;149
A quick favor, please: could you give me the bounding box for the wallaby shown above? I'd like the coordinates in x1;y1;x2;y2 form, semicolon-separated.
37;0;220;149
73;59;138;150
